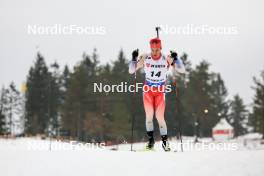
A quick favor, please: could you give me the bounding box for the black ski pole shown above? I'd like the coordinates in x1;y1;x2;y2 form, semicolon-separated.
130;54;138;152
174;80;184;152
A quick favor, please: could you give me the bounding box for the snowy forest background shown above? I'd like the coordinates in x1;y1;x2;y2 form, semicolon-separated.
0;49;263;143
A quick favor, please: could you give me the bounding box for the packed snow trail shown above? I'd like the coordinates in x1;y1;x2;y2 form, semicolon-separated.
1;138;264;176
1;149;264;176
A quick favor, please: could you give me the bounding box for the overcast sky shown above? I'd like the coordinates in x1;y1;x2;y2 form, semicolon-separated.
0;0;263;105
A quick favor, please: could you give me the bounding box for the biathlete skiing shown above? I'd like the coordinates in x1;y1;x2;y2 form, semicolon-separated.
128;28;186;151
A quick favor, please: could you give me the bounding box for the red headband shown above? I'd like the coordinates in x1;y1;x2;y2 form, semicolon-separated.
150;38;162;49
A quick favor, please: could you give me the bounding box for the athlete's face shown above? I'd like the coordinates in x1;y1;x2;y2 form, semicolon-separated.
151;47;161;58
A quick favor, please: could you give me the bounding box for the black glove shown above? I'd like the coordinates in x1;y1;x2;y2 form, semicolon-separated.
132;49;139;61
170;51;178;61
170;51;178;66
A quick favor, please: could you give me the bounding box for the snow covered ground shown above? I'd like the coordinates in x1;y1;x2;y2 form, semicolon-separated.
1;136;264;176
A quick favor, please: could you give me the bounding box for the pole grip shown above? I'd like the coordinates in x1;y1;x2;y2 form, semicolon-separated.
155;27;161;38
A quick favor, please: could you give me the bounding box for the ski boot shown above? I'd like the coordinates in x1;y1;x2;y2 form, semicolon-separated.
145;131;155;151
161;135;171;152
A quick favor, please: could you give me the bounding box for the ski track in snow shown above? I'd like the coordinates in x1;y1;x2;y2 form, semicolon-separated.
1;138;264;176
